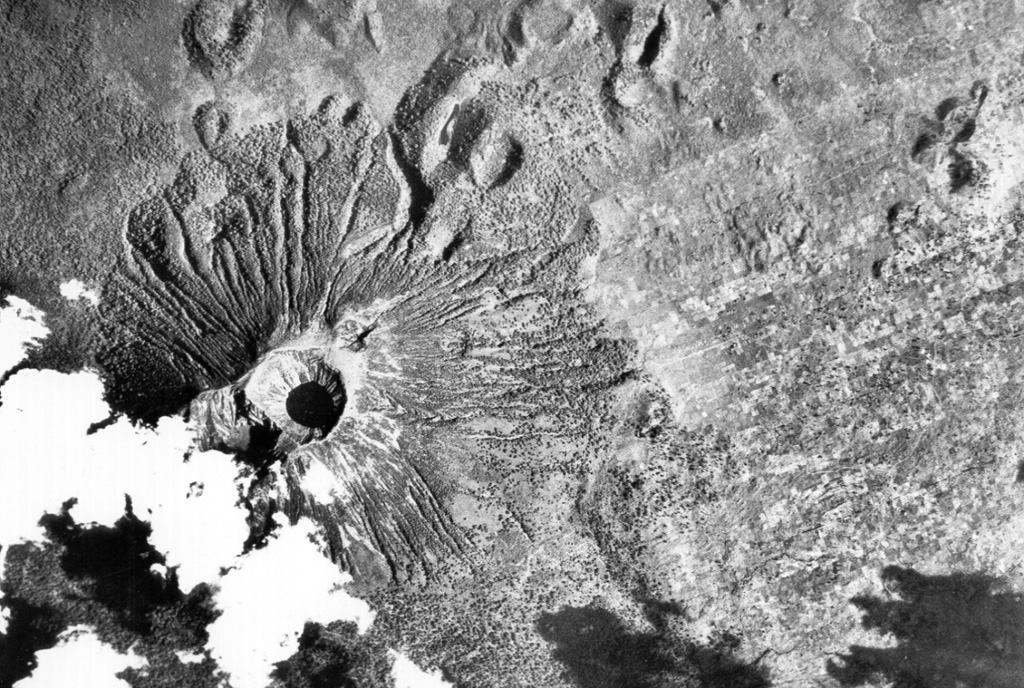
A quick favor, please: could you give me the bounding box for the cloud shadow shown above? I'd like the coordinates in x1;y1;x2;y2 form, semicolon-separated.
828;565;1024;688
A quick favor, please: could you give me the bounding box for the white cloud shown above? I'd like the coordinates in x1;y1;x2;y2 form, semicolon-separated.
58;279;100;306
0;296;49;377
205;518;375;688
389;649;454;688
0;300;379;682
301;459;338;503
176;650;206;665
13;625;147;688
0;295;50;633
0;368;252;593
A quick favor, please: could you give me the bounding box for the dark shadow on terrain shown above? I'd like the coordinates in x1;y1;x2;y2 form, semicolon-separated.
1;502;222;688
637;7;667;69
102;379;201;428
828;566;1024;687
537;603;770;688
0;598;64;688
271;620;392;688
39;500;178;633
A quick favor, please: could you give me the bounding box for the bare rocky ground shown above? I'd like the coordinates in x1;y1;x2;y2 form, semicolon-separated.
3;0;1024;687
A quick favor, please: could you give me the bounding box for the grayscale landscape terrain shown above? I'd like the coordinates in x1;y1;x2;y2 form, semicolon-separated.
2;1;1024;686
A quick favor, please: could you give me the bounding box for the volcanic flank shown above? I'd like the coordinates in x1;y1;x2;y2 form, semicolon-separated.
98;54;634;591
